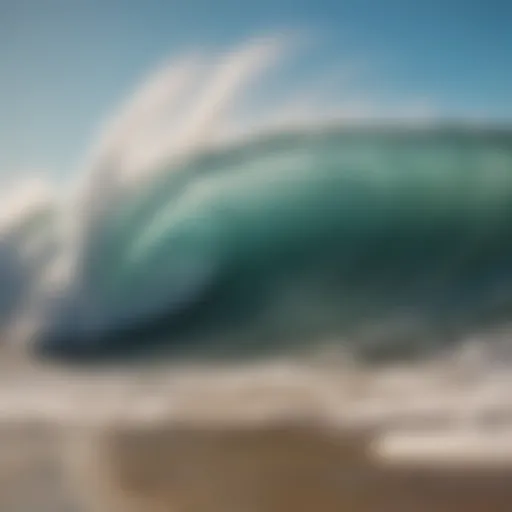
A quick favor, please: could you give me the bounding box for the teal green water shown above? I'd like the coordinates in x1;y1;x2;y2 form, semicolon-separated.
34;126;512;363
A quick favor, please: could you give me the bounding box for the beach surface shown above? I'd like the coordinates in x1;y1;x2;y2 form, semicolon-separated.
2;356;512;511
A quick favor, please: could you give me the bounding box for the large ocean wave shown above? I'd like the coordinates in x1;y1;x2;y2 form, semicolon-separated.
2;34;512;365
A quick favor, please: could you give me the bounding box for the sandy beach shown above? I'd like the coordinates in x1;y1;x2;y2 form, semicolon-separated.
2;359;512;511
3;418;512;512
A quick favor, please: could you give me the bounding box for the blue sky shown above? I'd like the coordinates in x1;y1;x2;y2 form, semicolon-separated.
1;0;511;177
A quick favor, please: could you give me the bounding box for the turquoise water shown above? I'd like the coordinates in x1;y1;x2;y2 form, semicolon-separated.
29;125;512;363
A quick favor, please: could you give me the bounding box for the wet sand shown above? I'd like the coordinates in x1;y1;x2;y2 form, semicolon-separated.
2;418;512;511
0;421;81;512
2;359;512;511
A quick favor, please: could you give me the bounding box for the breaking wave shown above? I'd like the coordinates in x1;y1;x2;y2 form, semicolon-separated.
1;34;512;365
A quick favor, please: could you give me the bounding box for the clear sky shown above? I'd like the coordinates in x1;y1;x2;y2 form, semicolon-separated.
1;0;511;177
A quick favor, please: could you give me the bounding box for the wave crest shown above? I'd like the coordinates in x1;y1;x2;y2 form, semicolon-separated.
1;34;512;364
